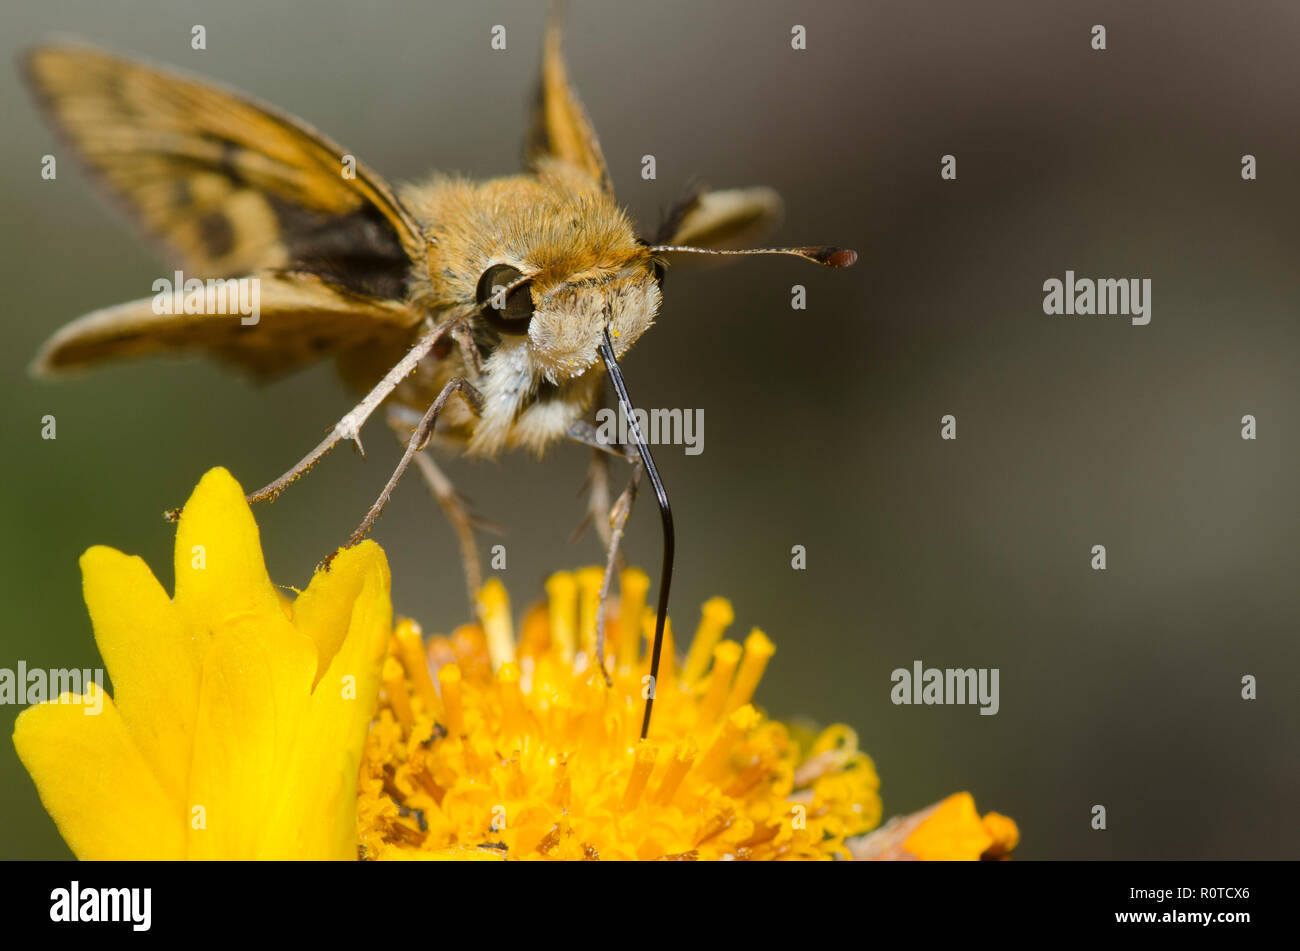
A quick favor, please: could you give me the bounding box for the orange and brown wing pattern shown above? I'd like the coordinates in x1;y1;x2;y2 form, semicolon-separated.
32;270;416;380
25;44;425;301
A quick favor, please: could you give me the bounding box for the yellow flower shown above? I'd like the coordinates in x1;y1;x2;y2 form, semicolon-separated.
14;467;1015;861
12;467;392;859
357;569;1017;861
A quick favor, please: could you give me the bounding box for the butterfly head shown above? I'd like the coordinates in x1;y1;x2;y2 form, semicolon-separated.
471;248;663;385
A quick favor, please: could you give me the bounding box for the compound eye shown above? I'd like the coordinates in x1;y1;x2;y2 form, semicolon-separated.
652;259;666;289
475;263;534;334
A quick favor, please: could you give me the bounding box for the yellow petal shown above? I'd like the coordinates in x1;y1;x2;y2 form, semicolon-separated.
903;792;994;860
80;545;202;805
13;683;184;860
173;468;280;636
186;613;316;859
290;541;390;686
262;555;391;859
981;810;1020;859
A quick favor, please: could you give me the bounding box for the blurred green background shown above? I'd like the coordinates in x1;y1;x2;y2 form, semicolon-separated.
2;0;1296;859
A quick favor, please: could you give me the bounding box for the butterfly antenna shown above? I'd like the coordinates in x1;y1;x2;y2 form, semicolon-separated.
648;244;858;268
597;327;673;740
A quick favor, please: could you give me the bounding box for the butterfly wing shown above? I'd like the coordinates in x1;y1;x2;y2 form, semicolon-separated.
654;186;783;248
32;271;414;378
25;44;426;377
524;20;612;195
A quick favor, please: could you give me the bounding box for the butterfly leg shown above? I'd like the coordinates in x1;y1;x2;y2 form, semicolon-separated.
567;421;641;682
346;377;484;549
571;446;613;550
595;460;644;680
568;420;631;554
385;406;498;615
244;318;456;505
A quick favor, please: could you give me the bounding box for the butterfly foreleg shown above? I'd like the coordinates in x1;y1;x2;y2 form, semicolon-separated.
345;377;484;548
245;317;457;505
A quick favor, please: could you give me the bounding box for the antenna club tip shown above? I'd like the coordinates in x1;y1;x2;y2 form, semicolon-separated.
812;247;858;268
